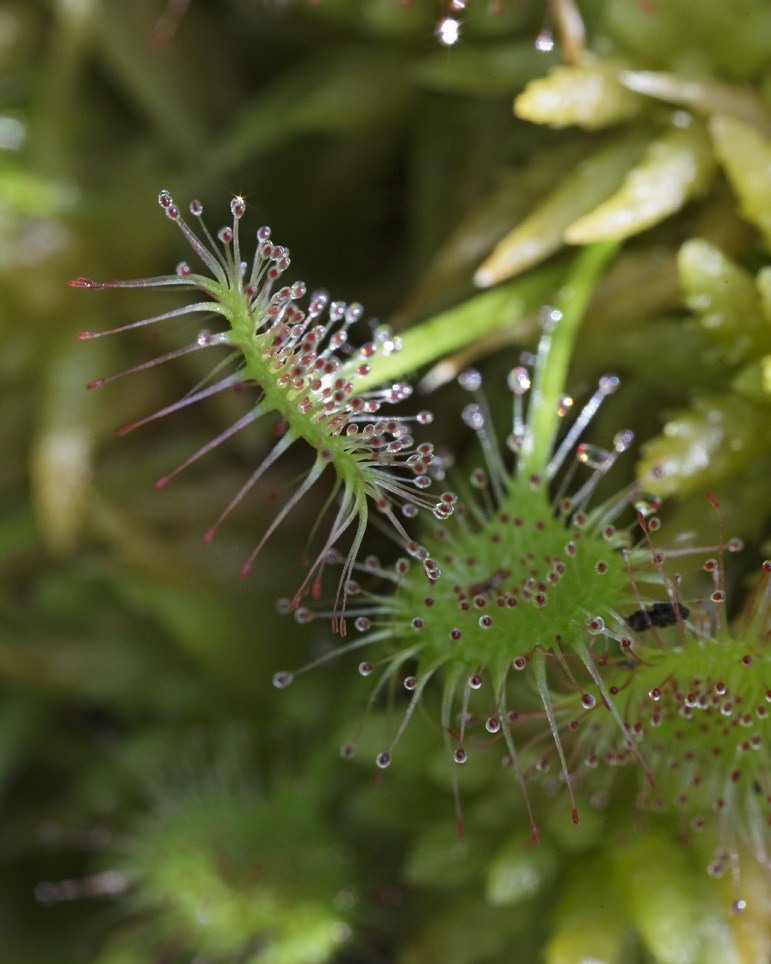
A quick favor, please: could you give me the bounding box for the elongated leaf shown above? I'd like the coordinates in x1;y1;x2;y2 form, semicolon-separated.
620;70;771;138
357;264;562;390
396;141;588;323
475;134;647;285
564;121;716;243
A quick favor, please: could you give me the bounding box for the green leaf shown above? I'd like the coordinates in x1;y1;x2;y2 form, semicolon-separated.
637;393;771;497
613;834;735;964
486;837;557;907
475;134;646;285
709;114;771;251
515;59;648;130
678;239;771;362
620;70;771;138
545;856;627;964
564;121;716;243
395;140;589;324
357;264;562;391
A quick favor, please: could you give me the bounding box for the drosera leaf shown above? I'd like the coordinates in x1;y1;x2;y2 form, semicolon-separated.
475;133;647;286
678;239;771;363
564;120;716;244
636;393;771;498
620;70;771;139
710;114;771;252
514;59;648;131
355;264;562;392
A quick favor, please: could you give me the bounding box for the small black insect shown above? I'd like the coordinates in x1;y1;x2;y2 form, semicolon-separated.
626;601;689;633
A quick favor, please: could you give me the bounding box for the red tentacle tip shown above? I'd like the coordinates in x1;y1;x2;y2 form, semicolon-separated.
530;823;540;844
572;807;579;825
87;379;105;390
312;580;322;599
115;425;133;436
331;616;338;635
154;476;170;490
457;819;465;840
339;618;347;638
202;528;216;546
647;772;657;789
69;277;96;287
707;490;719;509
300;553;308;567
240;562;252;579
77;331;96;340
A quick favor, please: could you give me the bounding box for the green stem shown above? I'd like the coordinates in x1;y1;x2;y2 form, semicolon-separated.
355;264;562;393
524;240;621;477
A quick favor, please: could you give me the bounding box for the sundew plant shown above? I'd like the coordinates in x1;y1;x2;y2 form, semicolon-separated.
5;1;771;963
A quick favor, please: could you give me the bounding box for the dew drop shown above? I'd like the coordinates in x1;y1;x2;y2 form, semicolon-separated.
581;694;596;710
454;748;468;764
468;675;482;689
479;615;493;629
273;671;293;689
340;744;356;759
376;752;391;769
359;662;373;676
458;368;482;391
486;717;500;733
576;444;610;469
404;676;417;690
534;28;554;51
512;656;527;671
507;367;531;394
585;616;605;635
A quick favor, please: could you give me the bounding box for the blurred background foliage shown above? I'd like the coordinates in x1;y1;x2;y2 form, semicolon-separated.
3;0;771;961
